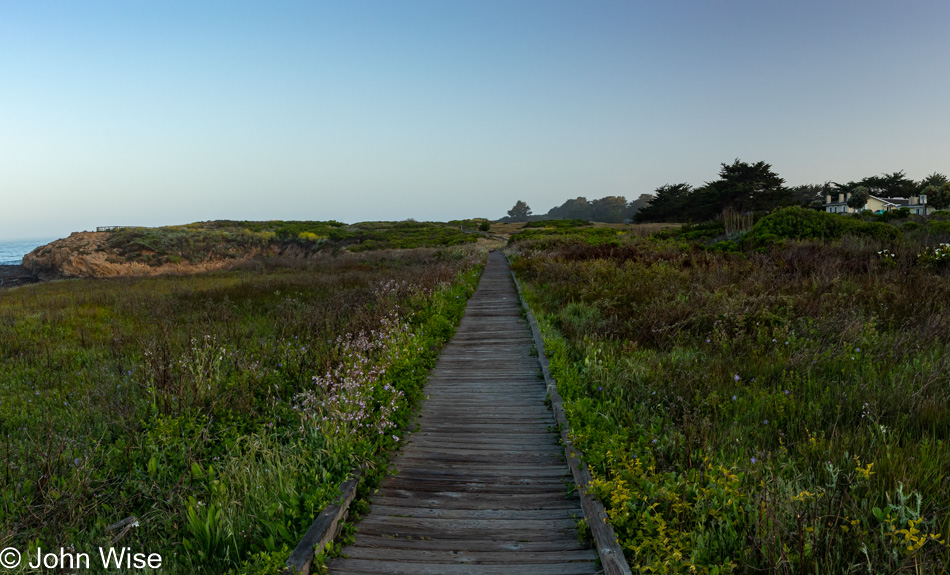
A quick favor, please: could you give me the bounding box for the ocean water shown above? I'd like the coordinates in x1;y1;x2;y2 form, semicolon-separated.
0;238;57;265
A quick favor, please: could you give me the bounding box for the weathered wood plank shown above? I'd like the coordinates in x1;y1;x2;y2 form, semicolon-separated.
346;535;590;552
370;492;582;510
377;479;572;495
341;547;597;564
367;505;581;521
357;516;580;531
391;445;565;459
329;559;598;575
400;440;563;452
389;461;570;474
350;524;582;541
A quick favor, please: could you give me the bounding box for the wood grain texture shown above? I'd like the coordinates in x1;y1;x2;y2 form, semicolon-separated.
327;252;599;575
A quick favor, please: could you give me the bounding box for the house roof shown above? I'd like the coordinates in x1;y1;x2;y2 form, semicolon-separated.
869;195;904;207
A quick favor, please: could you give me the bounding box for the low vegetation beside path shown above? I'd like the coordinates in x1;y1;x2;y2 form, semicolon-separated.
0;245;485;574
508;217;950;573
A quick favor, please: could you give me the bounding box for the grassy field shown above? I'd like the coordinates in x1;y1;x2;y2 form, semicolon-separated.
100;220;481;267
508;217;950;573
489;221;679;241
1;245;485;574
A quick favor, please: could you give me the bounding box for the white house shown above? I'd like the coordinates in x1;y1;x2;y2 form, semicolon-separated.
824;193;933;215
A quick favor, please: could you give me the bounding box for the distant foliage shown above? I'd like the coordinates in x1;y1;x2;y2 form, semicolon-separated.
507;200;533;222
637;160;790;223
634;184;693;223
504;194;654;224
104;220;476;265
740;206;900;249
523;219;592;229
846;186;870;210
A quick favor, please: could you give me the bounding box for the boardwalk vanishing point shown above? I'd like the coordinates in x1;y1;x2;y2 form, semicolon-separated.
326;251;600;574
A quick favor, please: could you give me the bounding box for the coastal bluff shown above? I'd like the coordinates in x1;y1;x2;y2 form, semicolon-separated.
21;231;266;280
20;221;488;281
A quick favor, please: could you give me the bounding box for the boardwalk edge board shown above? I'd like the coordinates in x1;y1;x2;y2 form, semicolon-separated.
284;468;363;575
505;252;634;575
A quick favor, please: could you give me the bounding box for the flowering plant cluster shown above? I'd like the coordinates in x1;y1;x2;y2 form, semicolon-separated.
296;311;422;455
917;242;950;270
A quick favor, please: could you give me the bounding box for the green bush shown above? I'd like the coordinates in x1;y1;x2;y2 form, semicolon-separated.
741;206;900;249
677;221;726;240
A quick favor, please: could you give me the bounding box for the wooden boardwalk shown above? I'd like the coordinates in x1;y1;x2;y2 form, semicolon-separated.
327;251;599;574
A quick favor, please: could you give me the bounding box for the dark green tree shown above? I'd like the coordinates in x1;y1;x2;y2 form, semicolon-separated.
589;196;628;223
702;159;789;218
847;186;870;210
919;172;948;189
924;183;950;210
859;171;916;197
626;193;654;219
634;183;693;222
789;183;832;209
547;197;590;220
507;200;532;222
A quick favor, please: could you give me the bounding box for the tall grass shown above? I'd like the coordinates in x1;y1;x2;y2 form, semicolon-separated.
0;246;485;573
510;234;950;574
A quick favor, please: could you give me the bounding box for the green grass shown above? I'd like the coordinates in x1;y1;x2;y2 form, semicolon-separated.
509;233;950;574
0;246;485;574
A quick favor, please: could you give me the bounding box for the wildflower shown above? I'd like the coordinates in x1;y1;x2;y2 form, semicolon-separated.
784;390;790;395
598;386;603;392
734;374;740;381
731;395;737;401
763;419;768;425
751;457;757;464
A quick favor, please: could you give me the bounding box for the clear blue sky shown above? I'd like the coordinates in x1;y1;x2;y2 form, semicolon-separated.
2;0;949;240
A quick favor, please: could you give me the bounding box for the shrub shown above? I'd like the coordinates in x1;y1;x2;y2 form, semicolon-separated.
741;206;900;249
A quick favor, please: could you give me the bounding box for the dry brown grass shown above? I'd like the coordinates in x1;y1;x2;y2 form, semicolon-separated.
487;222;527;238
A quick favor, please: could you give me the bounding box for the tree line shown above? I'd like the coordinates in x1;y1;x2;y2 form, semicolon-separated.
634;160;950;223
504;160;950;224
503;194;653;223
